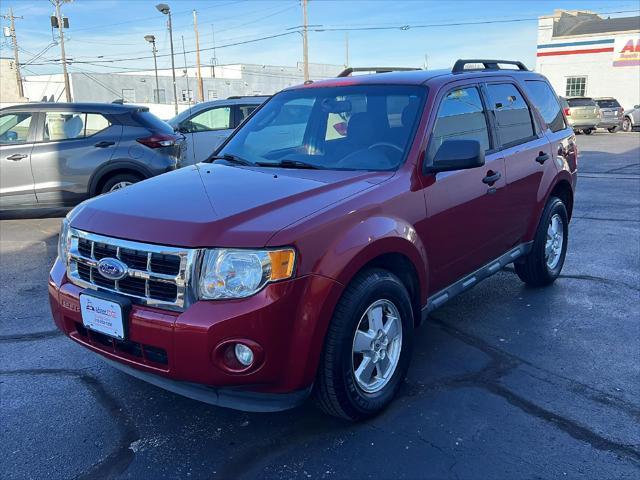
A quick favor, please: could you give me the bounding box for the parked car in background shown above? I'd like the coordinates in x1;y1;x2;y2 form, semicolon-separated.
562;97;600;135
0;103;183;210
594;97;623;132
167;96;268;165
50;59;577;420
622;104;640;132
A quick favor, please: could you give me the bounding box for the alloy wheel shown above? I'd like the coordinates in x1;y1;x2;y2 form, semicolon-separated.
109;181;132;192
545;213;564;269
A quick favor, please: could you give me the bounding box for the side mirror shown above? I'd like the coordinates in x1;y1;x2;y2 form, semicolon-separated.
634;105;640;109
426;140;485;173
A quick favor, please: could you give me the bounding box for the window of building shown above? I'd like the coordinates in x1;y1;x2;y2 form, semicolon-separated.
525;80;566;132
181;89;194;102
565;77;586;97
121;89;136;102
428;86;490;161
0;112;33;144
43;112;111;141
486;83;535;147
207;90;218;100
153;89;166;103
185;107;231;132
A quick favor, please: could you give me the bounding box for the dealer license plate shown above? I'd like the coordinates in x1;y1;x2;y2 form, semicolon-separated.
80;293;125;340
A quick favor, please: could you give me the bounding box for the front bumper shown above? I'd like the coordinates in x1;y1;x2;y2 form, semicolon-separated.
49;257;343;410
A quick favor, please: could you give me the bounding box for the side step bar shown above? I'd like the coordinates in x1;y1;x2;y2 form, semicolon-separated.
421;242;532;321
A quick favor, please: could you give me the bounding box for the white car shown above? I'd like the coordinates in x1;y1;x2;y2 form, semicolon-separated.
168;96;268;165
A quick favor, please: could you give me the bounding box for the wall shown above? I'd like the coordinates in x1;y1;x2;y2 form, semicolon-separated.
0;58;26;103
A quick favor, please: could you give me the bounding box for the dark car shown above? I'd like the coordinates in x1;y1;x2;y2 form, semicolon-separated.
50;59;577;420
0;102;184;210
594;97;624;132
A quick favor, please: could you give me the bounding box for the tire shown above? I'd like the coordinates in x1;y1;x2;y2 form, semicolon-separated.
314;268;414;421
582;128;593;135
607;127;618;133
622;117;632;132
515;197;568;287
100;173;142;194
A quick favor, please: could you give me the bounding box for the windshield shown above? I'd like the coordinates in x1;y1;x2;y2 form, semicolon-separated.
217;85;426;171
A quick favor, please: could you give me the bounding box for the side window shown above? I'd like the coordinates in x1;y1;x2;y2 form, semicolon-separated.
525;80;566;132
186;107;231;132
237;105;258;124
43;112;111;141
0;112;33;144
486;83;535;147
428;86;490;161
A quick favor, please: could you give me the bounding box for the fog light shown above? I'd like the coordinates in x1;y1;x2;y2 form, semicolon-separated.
234;343;254;367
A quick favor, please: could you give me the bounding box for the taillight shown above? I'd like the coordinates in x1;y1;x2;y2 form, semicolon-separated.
563;107;571;116
136;133;178;148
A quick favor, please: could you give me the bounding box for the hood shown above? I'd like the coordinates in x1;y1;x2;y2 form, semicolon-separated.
71;163;392;247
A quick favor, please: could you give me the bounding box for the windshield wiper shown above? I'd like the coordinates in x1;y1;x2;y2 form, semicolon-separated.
209;153;254;166
256;159;321;169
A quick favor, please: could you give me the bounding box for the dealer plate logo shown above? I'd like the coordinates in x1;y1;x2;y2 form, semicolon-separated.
97;257;128;281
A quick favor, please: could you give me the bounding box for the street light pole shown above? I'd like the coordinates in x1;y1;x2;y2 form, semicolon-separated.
302;0;309;82
156;3;178;114
53;0;72;102
144;35;160;103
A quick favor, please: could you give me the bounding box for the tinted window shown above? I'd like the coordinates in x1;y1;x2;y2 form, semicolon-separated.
525;80;566;132
220;85;426;171
0;112;33;144
595;99;620;108
486;83;535;146
567;98;596;107
133;111;174;133
428;86;490;161
186;107;231;132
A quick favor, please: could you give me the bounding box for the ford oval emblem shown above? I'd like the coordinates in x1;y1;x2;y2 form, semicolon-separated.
97;257;128;281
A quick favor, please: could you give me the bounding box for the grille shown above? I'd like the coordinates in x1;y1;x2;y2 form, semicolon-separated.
66;228;198;310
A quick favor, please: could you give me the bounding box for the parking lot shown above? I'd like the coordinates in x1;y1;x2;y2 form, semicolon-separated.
1;131;638;479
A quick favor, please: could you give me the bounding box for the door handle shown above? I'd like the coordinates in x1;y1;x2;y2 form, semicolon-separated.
482;171;502;185
6;153;27;161
94;141;115;148
536;152;550;164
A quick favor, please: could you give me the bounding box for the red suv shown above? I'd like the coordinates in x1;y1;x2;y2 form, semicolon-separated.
50;60;577;420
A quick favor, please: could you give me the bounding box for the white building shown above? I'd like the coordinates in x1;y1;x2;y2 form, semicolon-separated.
536;10;640;109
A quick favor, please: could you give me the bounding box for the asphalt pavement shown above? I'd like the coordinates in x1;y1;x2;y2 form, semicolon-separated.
1;131;639;479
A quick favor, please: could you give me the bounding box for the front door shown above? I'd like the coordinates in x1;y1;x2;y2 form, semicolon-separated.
0;111;37;208
418;83;509;292
183;106;233;164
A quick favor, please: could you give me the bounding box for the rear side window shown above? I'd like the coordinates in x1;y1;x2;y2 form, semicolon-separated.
0;112;33;144
486;83;535;146
44;112;112;141
428;86;490;161
133;110;174;133
525;80;566;132
567;98;596;107
595;99;621;108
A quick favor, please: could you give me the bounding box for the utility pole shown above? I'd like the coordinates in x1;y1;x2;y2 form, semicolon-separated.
302;0;309;82
210;24;217;77
156;4;178;114
193;10;203;102
345;32;349;68
181;35;191;104
52;0;72;102
144;35;160;102
2;8;24;98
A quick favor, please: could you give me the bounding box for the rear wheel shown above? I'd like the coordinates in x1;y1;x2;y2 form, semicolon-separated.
101;173;142;194
314;269;413;421
515;197;568;287
582;128;593;135
607;127;618;133
622;117;632;132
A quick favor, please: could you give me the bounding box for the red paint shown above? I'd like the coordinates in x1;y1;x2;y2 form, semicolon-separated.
49;68;577;399
536;47;614;57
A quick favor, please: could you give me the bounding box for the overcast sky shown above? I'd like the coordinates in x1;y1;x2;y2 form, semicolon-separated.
2;0;638;77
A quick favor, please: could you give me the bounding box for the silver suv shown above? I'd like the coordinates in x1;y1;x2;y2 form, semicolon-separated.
0;102;184;210
622;104;640;132
167;96;268;165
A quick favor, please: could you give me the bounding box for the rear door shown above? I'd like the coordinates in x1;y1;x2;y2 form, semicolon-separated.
30;111;120;205
420;82;509;292
182;105;233;164
0;111;37;208
484;81;554;246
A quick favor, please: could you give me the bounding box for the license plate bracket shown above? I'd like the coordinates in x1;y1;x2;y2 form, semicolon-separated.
79;289;131;340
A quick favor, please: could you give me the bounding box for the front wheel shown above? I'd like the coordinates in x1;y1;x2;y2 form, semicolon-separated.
622;117;632;132
314;269;413;421
515;197;568;287
582;128;593;135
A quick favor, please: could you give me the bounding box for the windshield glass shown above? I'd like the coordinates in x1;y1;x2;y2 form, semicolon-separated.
217;85;426;171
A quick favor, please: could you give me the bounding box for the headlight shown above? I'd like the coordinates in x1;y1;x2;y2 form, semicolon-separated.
58;217;71;261
198;248;295;300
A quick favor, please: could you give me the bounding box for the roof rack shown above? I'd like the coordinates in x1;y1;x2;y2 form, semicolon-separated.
337;67;421;77
452;59;529;73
